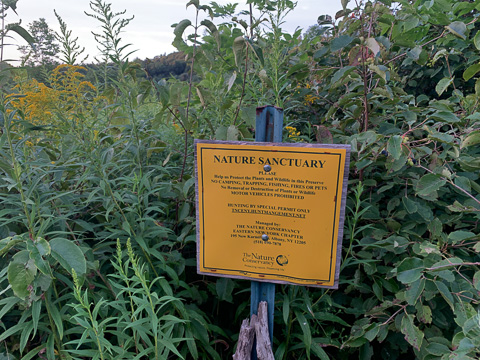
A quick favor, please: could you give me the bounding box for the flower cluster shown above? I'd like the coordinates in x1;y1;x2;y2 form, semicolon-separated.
7;65;103;130
285;126;300;138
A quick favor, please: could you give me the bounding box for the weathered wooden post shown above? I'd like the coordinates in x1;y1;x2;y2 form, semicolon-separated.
250;105;283;357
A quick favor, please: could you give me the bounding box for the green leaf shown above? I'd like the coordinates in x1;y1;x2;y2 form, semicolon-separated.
27;237;51;276
173;19;192;39
448;230;475;244
330;35;353;52
416;174;446;197
463;63;480;81
436;77;453;96
387;135;402;160
406;278;425;306
396;258;424;284
215;125;227;140
227;125;240;141
402;197;417;214
295;310;312;356
416;303;432;324
435;281;454;310
201;19;220;49
6;24;35;46
407;46;422;61
331;66;355;85
32;299;41;338
227;71;237;92
7;259;36;299
233;36;245;67
473;271;480;291
365;38;380;56
474;31;480;50
461;130;480;149
50;238;86;278
431;111;460;123
283;294;290;325
401;314;424;350
215;277;234;302
446;21;467;39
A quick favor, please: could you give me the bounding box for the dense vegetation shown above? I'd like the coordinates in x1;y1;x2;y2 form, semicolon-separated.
1;0;480;359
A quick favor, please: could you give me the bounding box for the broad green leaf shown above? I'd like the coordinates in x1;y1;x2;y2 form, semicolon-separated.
402;197;417;214
426;342;451;356
436;77;453;96
431;111;460;123
461;131;480;149
474;31;480;50
401;314;424;350
446;21;467;39
387;135;402;160
416;174;446;197
396;258;424;284
331;66;355;85
406;278;425;305
369;64;387;82
407;46;422;61
473;271;480;291
463;63;480;81
173;19;192;39
215;125;227;140
365;38;380;56
27;238;51;276
404;16;419;32
8;260;36;299
435;281;454;310
50;238;86;278
448;230;475;244
227;125;240;141
416;303;432;324
330;35;353;52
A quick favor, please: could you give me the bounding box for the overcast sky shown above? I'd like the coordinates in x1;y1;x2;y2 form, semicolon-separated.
4;0;342;63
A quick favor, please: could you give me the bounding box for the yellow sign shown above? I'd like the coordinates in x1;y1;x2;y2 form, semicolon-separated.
195;140;350;288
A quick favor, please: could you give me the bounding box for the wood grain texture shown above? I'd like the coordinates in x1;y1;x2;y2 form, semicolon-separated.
232;317;256;360
254;302;275;360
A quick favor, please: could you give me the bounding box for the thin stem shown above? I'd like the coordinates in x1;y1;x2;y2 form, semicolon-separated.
179;8;199;182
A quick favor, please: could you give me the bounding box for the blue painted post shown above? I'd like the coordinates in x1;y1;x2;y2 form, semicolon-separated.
251;105;283;358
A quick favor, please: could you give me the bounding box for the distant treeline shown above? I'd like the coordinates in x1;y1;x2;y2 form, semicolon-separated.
16;51;189;86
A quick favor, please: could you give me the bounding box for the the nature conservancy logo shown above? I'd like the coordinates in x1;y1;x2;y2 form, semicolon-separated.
242;252;289;268
276;255;289;266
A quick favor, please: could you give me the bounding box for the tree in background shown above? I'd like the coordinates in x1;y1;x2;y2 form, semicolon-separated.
18;17;59;67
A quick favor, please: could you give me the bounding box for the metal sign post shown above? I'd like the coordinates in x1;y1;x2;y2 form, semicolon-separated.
250;105;284;357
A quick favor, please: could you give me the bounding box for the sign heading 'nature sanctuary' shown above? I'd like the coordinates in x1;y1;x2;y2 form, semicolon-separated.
195;140;350;288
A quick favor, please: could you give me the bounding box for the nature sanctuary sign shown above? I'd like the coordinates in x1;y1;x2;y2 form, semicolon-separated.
195;140;350;288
